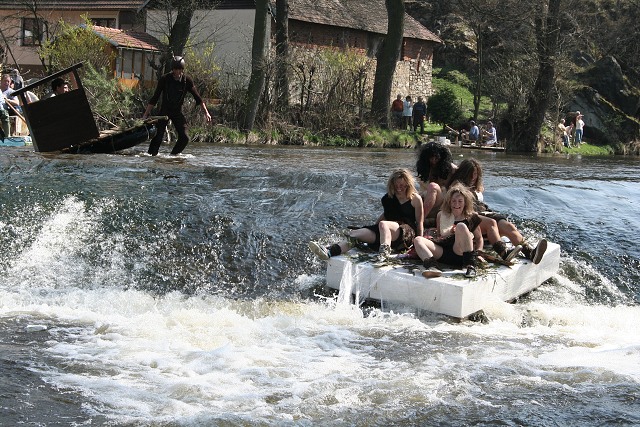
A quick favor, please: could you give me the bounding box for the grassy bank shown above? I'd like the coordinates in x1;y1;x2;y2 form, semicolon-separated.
194;124;628;155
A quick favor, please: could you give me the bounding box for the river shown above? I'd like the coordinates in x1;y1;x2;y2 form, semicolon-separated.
0;143;638;426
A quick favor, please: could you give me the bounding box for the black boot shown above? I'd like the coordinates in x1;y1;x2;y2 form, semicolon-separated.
521;240;547;264
328;244;342;257
463;250;477;278
493;241;522;262
422;257;442;278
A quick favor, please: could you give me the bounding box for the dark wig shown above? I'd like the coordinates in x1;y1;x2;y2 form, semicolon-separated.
415;142;454;183
447;158;484;192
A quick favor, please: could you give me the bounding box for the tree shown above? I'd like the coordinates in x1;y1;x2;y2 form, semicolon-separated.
243;0;269;132
510;0;562;152
274;0;290;111
370;0;405;128
146;0;210;73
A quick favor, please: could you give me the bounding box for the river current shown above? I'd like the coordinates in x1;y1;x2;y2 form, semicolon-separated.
0;143;638;426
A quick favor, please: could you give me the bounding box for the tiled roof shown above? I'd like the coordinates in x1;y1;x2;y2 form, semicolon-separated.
0;1;147;10
288;0;442;43
92;26;166;52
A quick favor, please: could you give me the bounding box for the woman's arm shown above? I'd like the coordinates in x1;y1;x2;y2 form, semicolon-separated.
412;193;424;236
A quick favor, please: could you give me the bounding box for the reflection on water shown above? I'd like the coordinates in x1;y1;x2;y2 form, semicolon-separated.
0;144;639;425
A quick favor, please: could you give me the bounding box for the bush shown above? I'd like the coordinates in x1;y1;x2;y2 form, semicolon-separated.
427;86;463;127
82;65;138;130
39;16;114;73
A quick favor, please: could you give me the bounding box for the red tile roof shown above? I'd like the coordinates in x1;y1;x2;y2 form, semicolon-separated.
92;26;166;52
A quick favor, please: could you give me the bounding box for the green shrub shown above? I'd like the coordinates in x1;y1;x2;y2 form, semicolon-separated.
427;86;463;127
39;16;114;73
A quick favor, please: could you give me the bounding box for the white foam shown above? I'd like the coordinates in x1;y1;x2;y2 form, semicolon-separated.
1;196;638;423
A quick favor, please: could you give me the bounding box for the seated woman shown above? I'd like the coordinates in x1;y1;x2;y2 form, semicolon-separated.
416;141;457;227
481;121;497;146
309;169;423;262
413;184;482;278
447;158;547;264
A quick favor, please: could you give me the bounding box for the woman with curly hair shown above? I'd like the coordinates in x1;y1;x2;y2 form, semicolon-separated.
447;158;547;264
413;183;482;278
415;142;458;225
309;169;424;262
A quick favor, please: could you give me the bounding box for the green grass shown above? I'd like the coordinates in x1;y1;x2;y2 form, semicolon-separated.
431;68;493;121
562;142;615;155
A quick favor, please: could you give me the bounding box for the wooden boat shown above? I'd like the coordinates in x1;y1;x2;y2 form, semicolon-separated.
10;63;158;154
61;121;157;154
325;242;561;319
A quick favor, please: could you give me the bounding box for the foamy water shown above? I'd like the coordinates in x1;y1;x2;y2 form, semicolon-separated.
1;145;638;425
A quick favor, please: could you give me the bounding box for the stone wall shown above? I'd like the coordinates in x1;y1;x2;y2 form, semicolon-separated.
390;57;435;102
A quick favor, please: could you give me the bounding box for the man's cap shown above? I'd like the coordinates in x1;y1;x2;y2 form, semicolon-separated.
171;56;185;70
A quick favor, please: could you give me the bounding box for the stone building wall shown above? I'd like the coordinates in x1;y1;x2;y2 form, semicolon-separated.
289;20;437;104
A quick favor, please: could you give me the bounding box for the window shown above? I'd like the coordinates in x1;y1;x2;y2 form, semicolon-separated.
91;18;116;28
22;18;44;46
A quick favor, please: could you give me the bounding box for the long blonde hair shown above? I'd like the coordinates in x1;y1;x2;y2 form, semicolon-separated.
440;183;475;217
386;169;417;199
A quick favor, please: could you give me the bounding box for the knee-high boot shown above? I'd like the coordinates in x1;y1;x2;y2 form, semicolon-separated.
463;250;477;278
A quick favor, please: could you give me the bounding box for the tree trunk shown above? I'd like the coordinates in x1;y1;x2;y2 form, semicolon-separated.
275;0;290;111
472;29;482;121
371;0;405;128
243;0;269;132
509;0;562;152
168;3;194;56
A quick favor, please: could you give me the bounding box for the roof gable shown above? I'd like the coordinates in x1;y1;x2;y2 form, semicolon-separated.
288;0;441;43
92;25;166;52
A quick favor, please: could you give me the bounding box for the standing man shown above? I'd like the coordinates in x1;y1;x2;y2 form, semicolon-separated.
412;96;427;134
390;94;404;129
142;56;211;156
0;74;20;137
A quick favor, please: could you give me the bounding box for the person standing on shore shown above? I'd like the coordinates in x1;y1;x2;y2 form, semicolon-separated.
412;96;427;134
575;114;585;144
142;56;211;156
402;95;413;131
391;94;404;129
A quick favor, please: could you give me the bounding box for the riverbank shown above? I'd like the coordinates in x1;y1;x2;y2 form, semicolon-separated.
197;124;636;155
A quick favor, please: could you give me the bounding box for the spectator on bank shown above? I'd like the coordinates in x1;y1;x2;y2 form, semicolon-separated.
412;96;427;134
481;121;497;146
391;94;404;129
403;95;413;131
575;114;585;144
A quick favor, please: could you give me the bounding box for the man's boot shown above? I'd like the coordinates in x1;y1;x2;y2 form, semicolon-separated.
492;241;522;262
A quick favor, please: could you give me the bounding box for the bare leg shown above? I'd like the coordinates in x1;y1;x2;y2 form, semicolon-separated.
413;236;443;261
452;223;474;256
378;220;401;248
497;219;524;244
479;216;500;244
